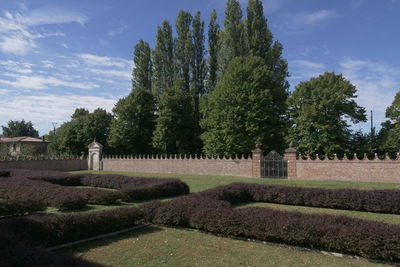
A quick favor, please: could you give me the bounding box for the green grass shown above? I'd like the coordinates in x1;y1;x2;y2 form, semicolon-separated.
62;226;386;267
71;170;400;192
236;202;400;225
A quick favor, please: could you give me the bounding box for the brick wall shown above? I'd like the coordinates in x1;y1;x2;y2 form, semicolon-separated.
291;155;400;183
102;155;253;177
0;158;87;171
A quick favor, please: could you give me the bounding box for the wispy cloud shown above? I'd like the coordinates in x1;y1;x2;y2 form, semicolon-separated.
289;59;327;81
340;59;400;127
0;6;87;55
77;53;131;68
108;24;128;37
0;94;117;135
279;9;337;35
0;75;99;90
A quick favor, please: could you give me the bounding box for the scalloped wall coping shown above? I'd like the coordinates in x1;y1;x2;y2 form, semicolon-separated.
102;154;252;160
297;152;400;161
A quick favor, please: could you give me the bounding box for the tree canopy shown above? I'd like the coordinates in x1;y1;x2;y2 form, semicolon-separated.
1;120;39;138
287;72;366;155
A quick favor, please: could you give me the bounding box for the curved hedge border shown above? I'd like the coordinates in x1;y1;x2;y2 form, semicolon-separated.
201;183;400;214
0;199;46;217
0;170;189;213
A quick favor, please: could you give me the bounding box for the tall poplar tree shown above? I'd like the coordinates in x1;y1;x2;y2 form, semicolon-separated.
132;40;152;91
152;20;174;101
207;9;220;91
221;0;246;71
175;11;193;92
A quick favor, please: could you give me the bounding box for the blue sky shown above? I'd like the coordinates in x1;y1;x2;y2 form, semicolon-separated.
0;0;399;135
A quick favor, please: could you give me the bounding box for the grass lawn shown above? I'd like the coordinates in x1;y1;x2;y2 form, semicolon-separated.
62;171;400;266
62;226;386;267
71;170;400;192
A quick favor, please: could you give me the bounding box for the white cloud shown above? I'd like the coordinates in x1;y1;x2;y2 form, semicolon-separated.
340;59;400;127
299;10;336;24
77;53;131;68
88;68;131;80
0;75;99;90
0;94;117;135
290;60;327;80
108;25;128;37
0;6;87;55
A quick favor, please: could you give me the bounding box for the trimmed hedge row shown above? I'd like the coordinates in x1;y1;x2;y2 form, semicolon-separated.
150;190;400;261
0;229;101;267
200;183;400;214
0;202;159;247
0;170;10;177
0;177;88;211
0;199;46;217
0;170;189;213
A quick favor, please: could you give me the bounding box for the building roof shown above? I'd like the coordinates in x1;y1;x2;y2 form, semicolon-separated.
0;136;48;143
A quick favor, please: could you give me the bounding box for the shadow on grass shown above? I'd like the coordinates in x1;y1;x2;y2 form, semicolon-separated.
60;225;163;255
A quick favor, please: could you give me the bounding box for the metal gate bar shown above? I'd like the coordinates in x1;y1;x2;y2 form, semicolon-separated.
261;151;288;179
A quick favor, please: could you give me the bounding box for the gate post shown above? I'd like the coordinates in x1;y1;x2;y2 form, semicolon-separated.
284;143;297;179
88;139;103;171
251;144;263;178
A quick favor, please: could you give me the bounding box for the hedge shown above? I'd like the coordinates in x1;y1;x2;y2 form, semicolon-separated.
200;183;400;214
0;229;101;267
0;199;46;217
0;170;10;177
150;188;400;261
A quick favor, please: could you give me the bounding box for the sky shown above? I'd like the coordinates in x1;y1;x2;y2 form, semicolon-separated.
0;0;399;136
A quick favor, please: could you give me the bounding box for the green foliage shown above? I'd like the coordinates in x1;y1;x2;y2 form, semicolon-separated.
175;11;193;92
377;91;400;153
132;40;152;91
108;89;155;155
246;0;272;59
152;20;174;101
48;108;112;155
287;72;366;155
1;120;39;138
201;56;284;156
207;9;220;92
153;80;195;154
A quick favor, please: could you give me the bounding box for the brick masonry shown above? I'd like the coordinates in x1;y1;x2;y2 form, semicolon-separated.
293;155;400;183
103;155;253;177
0;158;87;171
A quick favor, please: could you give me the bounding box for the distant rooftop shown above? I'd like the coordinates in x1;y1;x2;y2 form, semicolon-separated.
0;136;48;143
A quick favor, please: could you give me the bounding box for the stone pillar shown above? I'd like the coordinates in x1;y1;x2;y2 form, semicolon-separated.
88;139;103;171
284;144;297;179
251;144;263;178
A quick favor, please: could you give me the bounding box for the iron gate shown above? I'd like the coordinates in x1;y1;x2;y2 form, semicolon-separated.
261;150;288;178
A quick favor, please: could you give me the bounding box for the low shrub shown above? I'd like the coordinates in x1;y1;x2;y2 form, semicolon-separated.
199;183;400;214
0;170;10;177
0;229;102;267
0;203;157;247
10;169;83;186
149;189;400;261
78;188;122;205
0;199;46;217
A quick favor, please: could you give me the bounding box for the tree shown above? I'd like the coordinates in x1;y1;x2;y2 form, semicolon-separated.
287;72;366;156
152;20;174;101
246;0;272;59
207;9;220;92
378;90;400;153
221;0;246;71
132;40;152;91
48;108;112;155
1;120;39;138
108;89;155;155
200;56;282;156
175;10;193;92
153;80;195;154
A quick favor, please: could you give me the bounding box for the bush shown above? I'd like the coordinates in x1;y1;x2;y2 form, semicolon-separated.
0;229;102;267
198;183;400;214
0;199;46;217
148;187;400;261
0;170;10;177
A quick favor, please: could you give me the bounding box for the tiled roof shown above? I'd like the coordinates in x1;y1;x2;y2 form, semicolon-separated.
0;136;48;143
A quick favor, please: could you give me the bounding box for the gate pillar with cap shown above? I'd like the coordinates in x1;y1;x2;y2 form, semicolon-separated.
88;139;103;171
